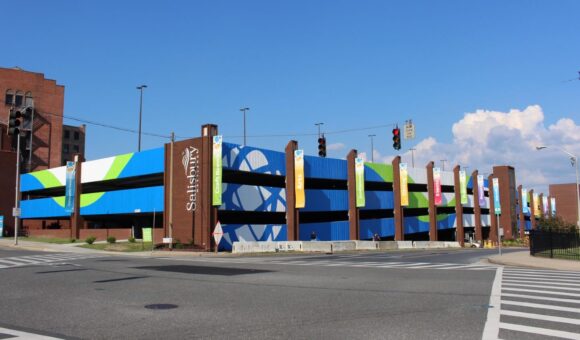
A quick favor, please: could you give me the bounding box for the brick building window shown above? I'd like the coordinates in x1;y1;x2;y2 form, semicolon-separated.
25;92;33;106
73;145;79;152
15;91;23;107
63;144;69;154
5;90;14;105
74;131;79;140
64;130;70;139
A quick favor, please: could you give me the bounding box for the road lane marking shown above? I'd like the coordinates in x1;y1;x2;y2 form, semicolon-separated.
502;272;580;280
501;292;580;305
501;309;580;325
498;322;580;340
502;274;580;284
504;268;580;276
0;327;62;339
502;287;580;298
502;279;580;288
482;267;503;340
502;300;580;313
503;282;580;292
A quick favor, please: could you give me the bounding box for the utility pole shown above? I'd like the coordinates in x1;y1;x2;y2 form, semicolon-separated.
315;122;324;138
368;134;376;162
409;148;416;168
240;107;250;146
136;85;147;152
14;133;21;245
169;132;174;249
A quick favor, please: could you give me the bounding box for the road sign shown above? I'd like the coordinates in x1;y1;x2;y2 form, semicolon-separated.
404;120;415;140
143;228;152;242
212;221;224;247
12;207;20;217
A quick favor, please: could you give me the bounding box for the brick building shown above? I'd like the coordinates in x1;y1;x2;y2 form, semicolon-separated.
549;183;580;226
0;67;85;236
62;124;86;165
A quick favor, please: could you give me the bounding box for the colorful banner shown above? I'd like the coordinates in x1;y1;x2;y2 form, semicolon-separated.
64;161;76;213
492;178;501;215
533;193;540;217
433;167;442;206
521;188;529;214
551;197;556;215
542;196;548;215
459;170;467;205
477;175;485;206
355;157;365;207
294;150;305;208
212;135;223;206
142;228;152;242
0;216;3;238
400;163;409;206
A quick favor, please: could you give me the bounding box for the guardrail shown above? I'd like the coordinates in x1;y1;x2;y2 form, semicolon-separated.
530;229;580;261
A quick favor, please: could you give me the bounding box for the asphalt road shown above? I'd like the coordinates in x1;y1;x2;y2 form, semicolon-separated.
0;248;511;339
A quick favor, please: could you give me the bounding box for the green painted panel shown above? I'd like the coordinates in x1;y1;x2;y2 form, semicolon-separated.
30;170;63;189
104;153;133;180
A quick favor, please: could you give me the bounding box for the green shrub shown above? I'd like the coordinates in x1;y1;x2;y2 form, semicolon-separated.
537;216;576;232
69;238;76;243
85;236;96;245
128;236;136;243
107;236;116;244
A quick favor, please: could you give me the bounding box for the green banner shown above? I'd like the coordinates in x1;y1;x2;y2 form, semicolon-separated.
212;135;223;206
459;170;467;205
355;157;365;207
142;228;152;242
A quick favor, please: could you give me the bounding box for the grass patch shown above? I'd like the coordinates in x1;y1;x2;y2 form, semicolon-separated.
80;242;154;252
20;236;76;244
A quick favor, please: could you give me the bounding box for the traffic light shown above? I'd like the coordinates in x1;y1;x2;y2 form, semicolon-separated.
392;127;401;150
318;135;327;157
8;108;22;136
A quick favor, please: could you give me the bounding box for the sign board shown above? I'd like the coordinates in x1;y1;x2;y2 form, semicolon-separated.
404;120;415;140
0;216;3;238
65;161;76;213
433;167;442;206
142;228;152;242
212;221;224;246
12;207;21;217
399;163;409;206
521;188;529;214
459;170;467;205
492;178;501;215
162;237;173;244
499;228;504;237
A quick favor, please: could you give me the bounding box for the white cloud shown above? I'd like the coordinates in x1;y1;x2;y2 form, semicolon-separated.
327;142;345;151
395;105;580;194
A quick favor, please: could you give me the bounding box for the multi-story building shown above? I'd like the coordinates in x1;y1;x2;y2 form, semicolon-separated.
0;66;85;236
61;124;86;165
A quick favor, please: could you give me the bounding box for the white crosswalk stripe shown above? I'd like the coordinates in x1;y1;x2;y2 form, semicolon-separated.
0;253;105;269
0;326;63;339
483;267;580;340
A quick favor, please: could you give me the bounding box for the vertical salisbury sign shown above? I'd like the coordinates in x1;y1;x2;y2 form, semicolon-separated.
492;178;501;215
64;161;76;213
400;163;409;206
294;150;305;208
459;170;468;205
355;157;365;207
477;175;485;206
433;167;442;206
521;188;529;214
212;135;223;206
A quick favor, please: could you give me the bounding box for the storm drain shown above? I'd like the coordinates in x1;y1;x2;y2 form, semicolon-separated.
145;304;178;310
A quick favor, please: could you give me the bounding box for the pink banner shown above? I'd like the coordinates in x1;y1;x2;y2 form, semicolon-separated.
433;167;442;206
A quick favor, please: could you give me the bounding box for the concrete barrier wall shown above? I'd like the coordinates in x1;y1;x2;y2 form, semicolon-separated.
302;242;332;253
377;241;398;250
396;241;414;249
276;241;303;252
232;241;278;253
331;241;356;252
355;241;379;250
443;241;461;248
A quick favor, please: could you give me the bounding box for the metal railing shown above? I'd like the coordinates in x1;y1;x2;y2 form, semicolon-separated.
530;229;580;261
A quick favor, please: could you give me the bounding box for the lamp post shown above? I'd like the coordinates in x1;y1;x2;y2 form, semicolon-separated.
240;107;250;146
536;145;580;228
368;134;376;162
136;85;147;152
409;148;416;168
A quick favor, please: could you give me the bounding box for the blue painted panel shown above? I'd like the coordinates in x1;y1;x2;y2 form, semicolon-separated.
437;214;457;230
360;218;395;239
220;184;286;212
220;224;287;251
361;191;394;210
222;142;286;176
20;174;46;192
81;186;164;215
404;216;430;234
301;189;348;212
21;198;68;219
299;221;350;241
119;147;164;178
364;164;386;182
304;156;347;180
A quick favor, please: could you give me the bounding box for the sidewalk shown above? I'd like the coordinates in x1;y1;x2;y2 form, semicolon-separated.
487;249;580;271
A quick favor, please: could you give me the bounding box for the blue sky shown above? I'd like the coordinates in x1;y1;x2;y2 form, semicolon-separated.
3;1;580;190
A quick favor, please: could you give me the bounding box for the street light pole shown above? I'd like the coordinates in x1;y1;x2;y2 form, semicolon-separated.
409;148;416;168
536;145;580;228
136;85;147;152
315;122;324;138
368;134;376;163
240;107;250;146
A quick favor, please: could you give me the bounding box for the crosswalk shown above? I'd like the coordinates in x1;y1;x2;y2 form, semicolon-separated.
0;253;105;269
483;267;580;340
0;326;63;339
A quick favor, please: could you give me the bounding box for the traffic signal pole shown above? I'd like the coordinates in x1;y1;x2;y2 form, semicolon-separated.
14;133;20;245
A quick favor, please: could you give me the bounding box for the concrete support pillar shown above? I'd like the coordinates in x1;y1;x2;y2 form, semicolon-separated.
453;165;464;246
284;141;299;241
472;170;483;242
426;161;438;241
70;154;84;240
347;150;360;240
392;156;404;240
201;124;218;251
488;174;498;244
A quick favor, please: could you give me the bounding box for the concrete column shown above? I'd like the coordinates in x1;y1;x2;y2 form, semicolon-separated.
201;124;218;251
488;174;498;244
426;161;437;241
493;166;517;240
547;196;552;218
70;154;84;240
392;156;404;240
347;150;360;240
284;141;299;241
529;189;537;230
517;185;525;239
472;170;483;242
453;165;464;246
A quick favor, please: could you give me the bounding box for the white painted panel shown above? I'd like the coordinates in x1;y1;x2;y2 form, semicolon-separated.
408;167;427;184
81;156;116;183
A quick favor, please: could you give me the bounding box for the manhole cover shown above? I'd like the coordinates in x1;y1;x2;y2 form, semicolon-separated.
145;304;178;310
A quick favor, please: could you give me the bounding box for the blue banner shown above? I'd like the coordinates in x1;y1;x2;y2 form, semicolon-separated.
0;216;3;238
492;178;501;215
64;161;76;213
